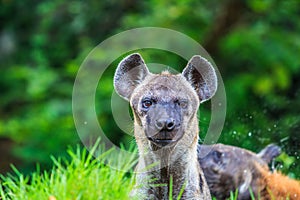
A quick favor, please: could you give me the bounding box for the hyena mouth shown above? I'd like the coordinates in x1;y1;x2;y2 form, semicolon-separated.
146;130;182;147
148;138;175;147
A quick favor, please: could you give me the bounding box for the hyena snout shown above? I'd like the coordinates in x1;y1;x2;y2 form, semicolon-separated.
155;118;175;131
146;105;183;147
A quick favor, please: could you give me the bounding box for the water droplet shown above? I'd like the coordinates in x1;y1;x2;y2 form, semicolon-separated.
273;124;277;128
279;164;283;169
267;128;271;131
218;103;222;106
249;115;252;119
84;121;87;125
248;132;252;137
233;131;237;135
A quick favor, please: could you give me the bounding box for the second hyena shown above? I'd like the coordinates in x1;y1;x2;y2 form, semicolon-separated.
198;144;281;200
114;53;218;199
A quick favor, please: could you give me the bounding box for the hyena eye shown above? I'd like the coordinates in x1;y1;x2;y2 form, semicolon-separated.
212;151;223;163
142;99;153;109
175;100;188;109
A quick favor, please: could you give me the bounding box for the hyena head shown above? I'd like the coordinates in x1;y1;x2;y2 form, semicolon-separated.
114;53;217;150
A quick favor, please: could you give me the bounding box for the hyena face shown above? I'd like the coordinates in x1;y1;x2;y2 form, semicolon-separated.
114;53;217;149
130;74;199;148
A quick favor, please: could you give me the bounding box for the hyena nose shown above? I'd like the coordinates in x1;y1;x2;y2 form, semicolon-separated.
155;118;175;131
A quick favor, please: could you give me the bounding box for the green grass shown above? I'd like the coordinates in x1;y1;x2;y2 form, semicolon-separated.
0;140;246;200
0;139;137;200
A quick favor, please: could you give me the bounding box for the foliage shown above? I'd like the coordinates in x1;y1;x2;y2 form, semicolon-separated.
0;140;137;200
0;0;140;171
0;0;299;178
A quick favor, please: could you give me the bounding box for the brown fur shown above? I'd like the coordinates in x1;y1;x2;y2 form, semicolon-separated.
256;164;300;200
114;53;218;199
198;143;300;200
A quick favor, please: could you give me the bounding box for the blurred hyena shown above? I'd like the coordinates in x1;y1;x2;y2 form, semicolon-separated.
198;143;285;200
114;53;218;200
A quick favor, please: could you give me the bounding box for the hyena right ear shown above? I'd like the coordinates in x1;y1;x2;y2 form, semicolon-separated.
257;144;281;164
114;53;150;101
182;55;218;103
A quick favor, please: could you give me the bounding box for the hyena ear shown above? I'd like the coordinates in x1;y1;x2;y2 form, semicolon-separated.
257;144;281;164
114;53;150;101
182;56;217;103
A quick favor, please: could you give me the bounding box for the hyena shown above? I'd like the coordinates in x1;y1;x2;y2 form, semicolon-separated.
198;143;289;200
114;53;218;199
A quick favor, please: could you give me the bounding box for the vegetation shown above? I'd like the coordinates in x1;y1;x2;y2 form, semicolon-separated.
0;140;137;200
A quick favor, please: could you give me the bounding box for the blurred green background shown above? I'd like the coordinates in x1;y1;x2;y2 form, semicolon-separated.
1;0;300;177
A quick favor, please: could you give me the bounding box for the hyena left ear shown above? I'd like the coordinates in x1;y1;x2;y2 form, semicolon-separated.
114;53;150;101
182;56;218;103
